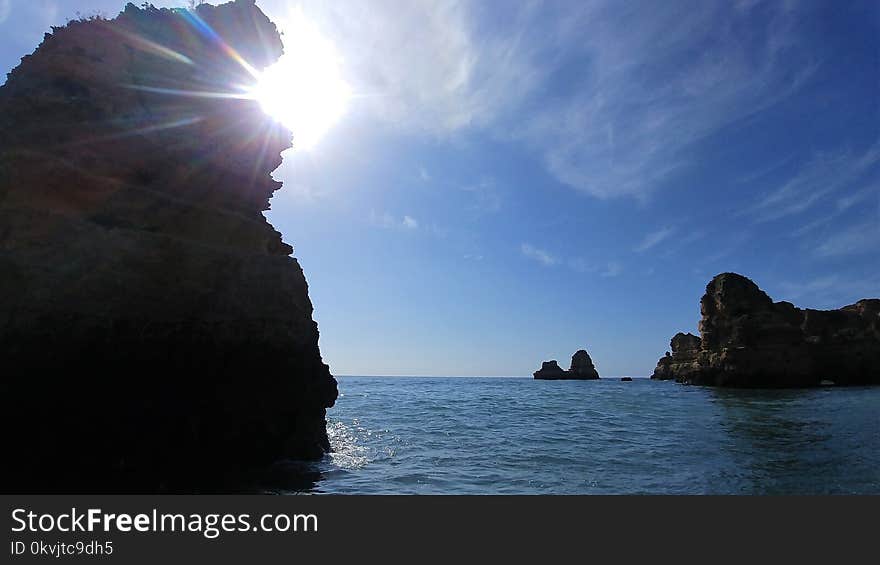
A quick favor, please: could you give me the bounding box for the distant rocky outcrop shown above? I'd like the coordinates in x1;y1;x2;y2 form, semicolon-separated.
533;360;568;379
0;1;337;491
651;273;880;387
651;332;701;381
569;349;600;379
534;349;600;379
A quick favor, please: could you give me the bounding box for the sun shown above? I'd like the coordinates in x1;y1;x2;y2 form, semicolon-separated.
248;11;350;150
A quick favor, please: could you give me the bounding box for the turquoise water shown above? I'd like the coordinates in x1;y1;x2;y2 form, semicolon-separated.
280;377;880;494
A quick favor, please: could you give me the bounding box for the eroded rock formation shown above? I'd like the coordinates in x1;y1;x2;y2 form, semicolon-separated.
533;360;567;379
651;273;880;387
651;332;701;381
569;349;600;379
534;349;600;379
0;1;337;491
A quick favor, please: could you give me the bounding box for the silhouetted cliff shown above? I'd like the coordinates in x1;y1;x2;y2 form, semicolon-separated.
0;1;337;491
652;273;880;387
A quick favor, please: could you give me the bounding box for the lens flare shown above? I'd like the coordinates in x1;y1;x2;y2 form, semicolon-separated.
248;11;351;150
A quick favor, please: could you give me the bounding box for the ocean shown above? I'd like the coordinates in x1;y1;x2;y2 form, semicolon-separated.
277;376;880;494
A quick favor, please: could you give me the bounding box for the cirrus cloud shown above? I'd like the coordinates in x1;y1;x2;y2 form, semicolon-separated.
276;0;819;201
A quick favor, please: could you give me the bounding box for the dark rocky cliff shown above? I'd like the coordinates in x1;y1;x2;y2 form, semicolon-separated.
651;273;880;387
650;332;701;381
0;1;337;491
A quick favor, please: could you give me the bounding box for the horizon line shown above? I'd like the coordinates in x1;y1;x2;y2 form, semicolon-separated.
334;374;652;378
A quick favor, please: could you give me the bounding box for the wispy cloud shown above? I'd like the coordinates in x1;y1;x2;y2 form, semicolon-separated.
520;243;559;267
814;221;880;258
0;1;11;25
290;1;818;200
789;182;880;238
733;154;795;185
371;210;419;231
601;261;623;278
508;2;817;199
460;178;502;214
523;248;622;276
293;0;543;133
635;227;676;252
520;243;558;266
700;231;751;265
836;182;879;213
775;274;880;309
751;142;880;222
567;257;592;273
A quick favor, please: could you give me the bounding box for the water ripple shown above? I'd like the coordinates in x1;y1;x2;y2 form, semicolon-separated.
298;377;880;494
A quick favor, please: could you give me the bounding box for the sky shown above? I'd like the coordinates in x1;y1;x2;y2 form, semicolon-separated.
2;0;879;376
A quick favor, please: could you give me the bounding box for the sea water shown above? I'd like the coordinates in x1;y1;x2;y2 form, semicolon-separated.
278;376;880;494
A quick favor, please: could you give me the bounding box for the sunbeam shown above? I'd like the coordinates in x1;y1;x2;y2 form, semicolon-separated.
247;9;351;150
113;6;351;151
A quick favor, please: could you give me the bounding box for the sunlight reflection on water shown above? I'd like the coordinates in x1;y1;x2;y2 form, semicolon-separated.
287;377;880;494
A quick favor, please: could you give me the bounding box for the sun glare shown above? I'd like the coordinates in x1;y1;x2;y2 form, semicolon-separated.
249;11;351;150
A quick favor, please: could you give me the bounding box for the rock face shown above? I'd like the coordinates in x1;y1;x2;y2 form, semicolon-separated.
533;360;567;379
651;333;701;381
0;1;337;491
651;273;880;387
569;349;600;379
534;349;600;379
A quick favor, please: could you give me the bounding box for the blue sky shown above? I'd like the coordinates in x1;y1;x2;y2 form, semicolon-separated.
2;1;879;376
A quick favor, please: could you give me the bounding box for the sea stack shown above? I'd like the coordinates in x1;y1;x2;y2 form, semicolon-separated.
569;349;600;379
651;272;880;387
533;360;568;379
0;1;337;491
534;349;600;379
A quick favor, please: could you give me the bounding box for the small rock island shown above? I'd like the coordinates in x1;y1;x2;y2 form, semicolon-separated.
651;272;880;387
534;349;600;379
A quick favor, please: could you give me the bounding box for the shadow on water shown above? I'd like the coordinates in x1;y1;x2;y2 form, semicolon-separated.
707;387;847;493
710;388;827;440
254;460;325;494
258;417;379;493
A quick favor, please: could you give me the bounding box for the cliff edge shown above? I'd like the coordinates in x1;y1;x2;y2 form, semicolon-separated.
651;273;880;387
0;1;337;491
